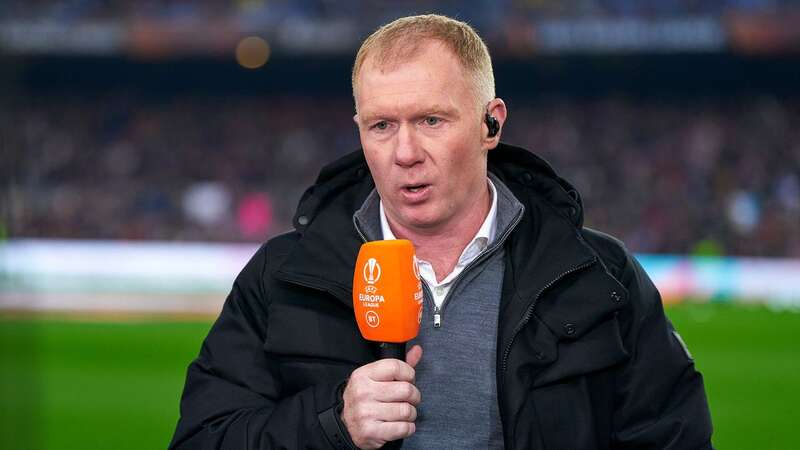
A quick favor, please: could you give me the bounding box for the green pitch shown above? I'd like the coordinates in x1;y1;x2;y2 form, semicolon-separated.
1;302;798;449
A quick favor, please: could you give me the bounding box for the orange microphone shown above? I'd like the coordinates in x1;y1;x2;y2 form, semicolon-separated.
353;240;423;360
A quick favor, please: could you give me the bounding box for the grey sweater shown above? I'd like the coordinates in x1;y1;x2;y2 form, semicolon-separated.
354;174;524;449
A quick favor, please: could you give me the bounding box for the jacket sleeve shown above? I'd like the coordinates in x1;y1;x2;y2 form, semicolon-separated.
168;244;356;450
611;254;714;450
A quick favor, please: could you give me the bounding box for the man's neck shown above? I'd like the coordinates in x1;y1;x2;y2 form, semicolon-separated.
387;182;492;282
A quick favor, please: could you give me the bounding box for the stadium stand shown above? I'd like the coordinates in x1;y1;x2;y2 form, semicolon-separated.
4;92;799;256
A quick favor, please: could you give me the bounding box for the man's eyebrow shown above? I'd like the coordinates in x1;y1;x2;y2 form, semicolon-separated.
357;104;460;124
417;105;459;118
357;112;391;125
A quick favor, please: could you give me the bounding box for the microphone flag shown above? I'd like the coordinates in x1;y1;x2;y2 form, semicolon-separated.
353;239;423;345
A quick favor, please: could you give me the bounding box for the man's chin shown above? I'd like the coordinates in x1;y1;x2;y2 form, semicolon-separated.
394;213;449;235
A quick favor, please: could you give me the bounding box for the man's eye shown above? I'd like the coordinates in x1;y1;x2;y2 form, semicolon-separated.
424;117;441;126
372;121;388;130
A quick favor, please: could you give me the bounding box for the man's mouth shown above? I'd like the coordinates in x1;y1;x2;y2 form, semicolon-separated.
404;184;429;193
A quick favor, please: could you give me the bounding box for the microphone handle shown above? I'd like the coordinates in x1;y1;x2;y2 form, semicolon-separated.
378;342;406;360
376;342;410;450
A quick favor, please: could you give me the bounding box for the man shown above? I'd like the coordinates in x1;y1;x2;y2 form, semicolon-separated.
170;15;713;449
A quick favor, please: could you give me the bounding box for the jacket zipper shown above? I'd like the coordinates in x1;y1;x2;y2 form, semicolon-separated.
499;257;597;374
496;257;596;448
420;208;524;329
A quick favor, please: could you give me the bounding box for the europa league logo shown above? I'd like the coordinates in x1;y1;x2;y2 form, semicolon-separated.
363;258;381;285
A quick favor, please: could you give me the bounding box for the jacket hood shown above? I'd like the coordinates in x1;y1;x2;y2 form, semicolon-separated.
292;142;584;232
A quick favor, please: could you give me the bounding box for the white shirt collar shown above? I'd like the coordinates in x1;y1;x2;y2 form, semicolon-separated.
379;178;498;264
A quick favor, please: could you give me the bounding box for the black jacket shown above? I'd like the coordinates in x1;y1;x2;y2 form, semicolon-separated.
169;143;714;449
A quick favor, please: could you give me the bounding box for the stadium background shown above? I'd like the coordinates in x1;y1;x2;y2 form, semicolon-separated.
1;1;799;449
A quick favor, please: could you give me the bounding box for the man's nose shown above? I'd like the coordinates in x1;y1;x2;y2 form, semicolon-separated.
394;123;425;167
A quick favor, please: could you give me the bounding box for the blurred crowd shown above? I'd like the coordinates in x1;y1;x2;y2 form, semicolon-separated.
1;0;786;22
3;93;799;257
509;96;800;257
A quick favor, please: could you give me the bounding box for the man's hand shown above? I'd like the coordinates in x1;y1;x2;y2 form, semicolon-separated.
341;345;423;449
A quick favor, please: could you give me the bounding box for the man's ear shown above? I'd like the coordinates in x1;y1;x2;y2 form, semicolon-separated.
482;98;507;151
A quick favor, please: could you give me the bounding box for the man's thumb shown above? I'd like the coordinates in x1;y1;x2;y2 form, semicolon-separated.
406;344;423;368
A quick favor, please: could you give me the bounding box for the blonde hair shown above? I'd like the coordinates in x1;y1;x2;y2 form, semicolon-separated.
352;14;495;110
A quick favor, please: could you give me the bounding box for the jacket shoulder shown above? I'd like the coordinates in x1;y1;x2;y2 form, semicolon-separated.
581;227;664;318
235;231;301;290
262;230;301;273
579;227;632;283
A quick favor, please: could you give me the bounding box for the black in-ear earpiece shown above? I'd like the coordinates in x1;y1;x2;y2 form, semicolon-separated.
485;113;500;138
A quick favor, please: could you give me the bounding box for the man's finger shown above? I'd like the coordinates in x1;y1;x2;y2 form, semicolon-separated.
374;381;421;405
365;358;415;382
371;401;418;422
377;421;416;441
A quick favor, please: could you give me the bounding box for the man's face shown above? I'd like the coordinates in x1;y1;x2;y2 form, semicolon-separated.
353;41;497;235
